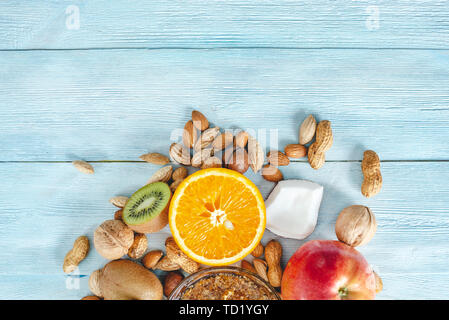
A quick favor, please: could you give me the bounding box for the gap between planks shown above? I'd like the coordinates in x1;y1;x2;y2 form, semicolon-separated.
1;160;449;164
0;47;448;52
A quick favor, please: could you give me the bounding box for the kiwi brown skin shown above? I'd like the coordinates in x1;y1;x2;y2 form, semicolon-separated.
99;260;163;300
123;183;172;234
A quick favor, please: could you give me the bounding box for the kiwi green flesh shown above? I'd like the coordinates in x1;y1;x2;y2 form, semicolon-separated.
123;182;171;226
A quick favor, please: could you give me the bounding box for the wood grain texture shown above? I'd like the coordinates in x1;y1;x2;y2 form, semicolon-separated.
1;0;448;50
1;161;448;299
0;49;448;161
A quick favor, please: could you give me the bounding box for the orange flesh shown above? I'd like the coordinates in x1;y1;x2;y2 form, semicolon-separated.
170;169;265;265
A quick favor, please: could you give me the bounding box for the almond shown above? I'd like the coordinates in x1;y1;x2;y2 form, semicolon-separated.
147;165;173;184
261;164;283;182
109;196;128;208
227;148;249;174
212;132;234;151
222;147;235;167
251;242;264;258
139;153;170;165
192;110;209;131
253;258;269;281
234;131;249;149
194;127;220;152
248;136;264;173
299;114;317;145
182;120;197;148
170;179;183;193
142;250;164;269
284;144;307;158
72;160;94;174
172;166;188;181
201;156;222;169
267;150;290;166
241;260;257;273
169;143;191;166
191;148;213;167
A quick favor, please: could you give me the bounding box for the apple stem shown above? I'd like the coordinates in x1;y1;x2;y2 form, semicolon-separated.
338;287;349;298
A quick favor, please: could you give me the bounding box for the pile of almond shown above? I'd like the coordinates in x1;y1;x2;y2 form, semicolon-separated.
139;111;265;184
138;111;334;185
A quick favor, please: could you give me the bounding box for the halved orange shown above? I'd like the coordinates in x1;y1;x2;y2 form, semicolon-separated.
169;168;266;266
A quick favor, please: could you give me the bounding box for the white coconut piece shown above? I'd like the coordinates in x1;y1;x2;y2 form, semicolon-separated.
265;180;324;240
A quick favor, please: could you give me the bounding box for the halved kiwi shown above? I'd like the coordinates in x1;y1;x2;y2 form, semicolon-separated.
123;182;172;233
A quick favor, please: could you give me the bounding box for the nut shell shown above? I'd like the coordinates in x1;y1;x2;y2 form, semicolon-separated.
165;237;200;274
128;233;148;259
299;114;317;145
361;150;382;198
170;143;191;166
308;120;333;170
94;220;134;260
194;127;220;152
335;205;377;247
248;136;264;173
153;256;181;271
109;196;129;208
89;269;103;298
63;235;90;274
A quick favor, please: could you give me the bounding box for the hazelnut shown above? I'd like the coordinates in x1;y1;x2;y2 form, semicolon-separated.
335;205;377;247
164;272;184;297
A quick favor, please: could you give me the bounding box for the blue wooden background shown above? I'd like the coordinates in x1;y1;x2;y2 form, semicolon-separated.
1;1;448;300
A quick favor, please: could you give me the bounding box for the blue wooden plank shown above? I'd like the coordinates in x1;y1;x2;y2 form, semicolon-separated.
0;49;448;161
3;272;449;300
0;0;448;50
0;161;448;299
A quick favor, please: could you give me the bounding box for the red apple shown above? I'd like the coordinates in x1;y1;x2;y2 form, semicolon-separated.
281;240;376;300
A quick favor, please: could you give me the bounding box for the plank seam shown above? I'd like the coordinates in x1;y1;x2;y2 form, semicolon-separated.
0;160;448;164
0;47;449;52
